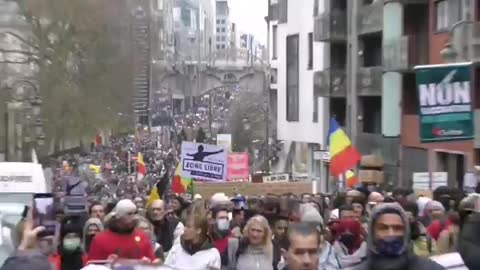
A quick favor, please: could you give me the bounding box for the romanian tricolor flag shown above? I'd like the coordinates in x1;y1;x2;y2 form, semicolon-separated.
172;163;193;194
328;118;361;177
137;152;146;180
345;170;360;188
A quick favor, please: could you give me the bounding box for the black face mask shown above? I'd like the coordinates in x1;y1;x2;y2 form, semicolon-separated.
339;233;356;249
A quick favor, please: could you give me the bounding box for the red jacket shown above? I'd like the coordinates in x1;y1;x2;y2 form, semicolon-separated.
88;229;156;261
49;253;88;270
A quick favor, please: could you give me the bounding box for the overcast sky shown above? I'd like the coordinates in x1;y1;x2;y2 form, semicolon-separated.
229;0;268;44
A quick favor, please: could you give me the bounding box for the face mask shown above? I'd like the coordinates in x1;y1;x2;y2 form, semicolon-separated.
375;236;404;256
339;233;356;248
217;219;230;231
63;238;81;252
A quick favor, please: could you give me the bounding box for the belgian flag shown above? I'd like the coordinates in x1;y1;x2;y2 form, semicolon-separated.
146;167;170;208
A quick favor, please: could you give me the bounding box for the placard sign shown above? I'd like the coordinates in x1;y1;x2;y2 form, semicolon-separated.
181;141;227;181
263;174;289;183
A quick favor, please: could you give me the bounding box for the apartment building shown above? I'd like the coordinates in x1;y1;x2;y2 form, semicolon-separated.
215;0;230;50
398;0;480;188
268;0;328;182
314;0;480;188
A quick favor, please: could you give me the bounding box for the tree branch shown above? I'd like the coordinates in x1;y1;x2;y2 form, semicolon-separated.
3;31;40;51
0;58;33;64
0;48;36;55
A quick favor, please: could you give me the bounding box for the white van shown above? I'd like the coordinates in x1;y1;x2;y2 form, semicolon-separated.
0;162;48;265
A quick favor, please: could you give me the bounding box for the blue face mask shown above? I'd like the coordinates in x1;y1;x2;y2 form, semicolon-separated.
217;219;230;231
375;236;404;256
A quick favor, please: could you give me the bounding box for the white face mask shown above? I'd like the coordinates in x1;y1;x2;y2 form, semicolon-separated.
63;238;81;252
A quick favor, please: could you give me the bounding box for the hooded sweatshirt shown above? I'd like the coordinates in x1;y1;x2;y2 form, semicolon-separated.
354;203;444;270
82;218;104;253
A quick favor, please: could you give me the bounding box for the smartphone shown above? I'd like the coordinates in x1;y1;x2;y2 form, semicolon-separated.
33;193;57;237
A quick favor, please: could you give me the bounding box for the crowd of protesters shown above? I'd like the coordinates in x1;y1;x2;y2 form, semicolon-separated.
2;131;480;270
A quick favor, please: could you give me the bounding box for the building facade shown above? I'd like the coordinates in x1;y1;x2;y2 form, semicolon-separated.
269;0;329;183
397;0;480;188
215;0;230;50
312;0;480;188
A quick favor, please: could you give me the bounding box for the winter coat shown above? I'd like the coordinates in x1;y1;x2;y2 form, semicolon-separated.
227;238;273;270
458;213;480;270
164;237;221;270
436;225;459;255
354;203;445;270
413;235;437;258
429;252;468;270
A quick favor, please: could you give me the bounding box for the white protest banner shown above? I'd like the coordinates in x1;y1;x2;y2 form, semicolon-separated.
181;141;227;181
0;162;47;193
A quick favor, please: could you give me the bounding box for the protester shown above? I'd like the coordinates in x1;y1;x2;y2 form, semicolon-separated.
147;199;184;252
272;216;289;270
88;199;157;262
401;201;437;258
1;210;52;270
49;218;87;270
210;206;232;268
354;203;444;270
136;215;164;261
82;218;104;253
281;222;320;270
227;215;273;270
170;196;187;218
458;194;480;270
164;206;221;270
338;205;356;220
89;203;105;222
328;218;365;269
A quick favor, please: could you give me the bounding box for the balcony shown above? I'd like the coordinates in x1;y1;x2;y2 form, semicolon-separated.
358;0;383;35
314;11;347;42
383;36;428;72
278;0;288;24
313;69;346;97
451;21;480;62
268;2;279;21
357;66;383;96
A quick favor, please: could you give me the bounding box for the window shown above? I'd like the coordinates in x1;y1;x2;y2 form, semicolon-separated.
216;45;220;49
181;7;191;27
313;0;319;16
221;28;226;32
157;0;163;10
272;25;278;59
216;19;220;24
216;36;220;41
361;96;381;134
216;27;220;33
221;44;225;49
222;20;225;24
221;36;226;41
286;34;299;122
435;0;462;31
270;68;278;84
308;32;313;70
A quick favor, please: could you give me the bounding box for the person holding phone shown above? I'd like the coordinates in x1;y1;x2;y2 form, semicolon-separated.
1;209;52;270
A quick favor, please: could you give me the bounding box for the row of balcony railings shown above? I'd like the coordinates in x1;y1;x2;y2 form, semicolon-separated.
313;66;383;98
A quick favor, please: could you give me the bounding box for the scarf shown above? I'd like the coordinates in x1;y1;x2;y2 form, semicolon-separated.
333;241;367;269
180;236;214;255
367;251;414;270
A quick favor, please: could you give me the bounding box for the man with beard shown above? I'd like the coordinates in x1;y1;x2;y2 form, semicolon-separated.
355;203;444;270
147;199;185;253
88;199;157;262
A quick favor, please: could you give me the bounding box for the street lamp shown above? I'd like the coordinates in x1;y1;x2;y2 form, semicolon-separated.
441;20;474;62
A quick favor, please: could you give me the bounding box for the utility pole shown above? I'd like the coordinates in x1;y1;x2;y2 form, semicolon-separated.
346;0;359;145
264;0;272;173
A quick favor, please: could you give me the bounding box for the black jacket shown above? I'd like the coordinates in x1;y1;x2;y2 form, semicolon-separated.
458;213;480;270
354;253;445;270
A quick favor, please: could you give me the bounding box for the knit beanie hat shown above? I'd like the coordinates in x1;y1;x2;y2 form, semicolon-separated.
113;199;136;218
300;203;324;227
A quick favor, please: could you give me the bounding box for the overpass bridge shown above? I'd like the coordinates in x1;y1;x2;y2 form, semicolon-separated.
151;48;268;112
